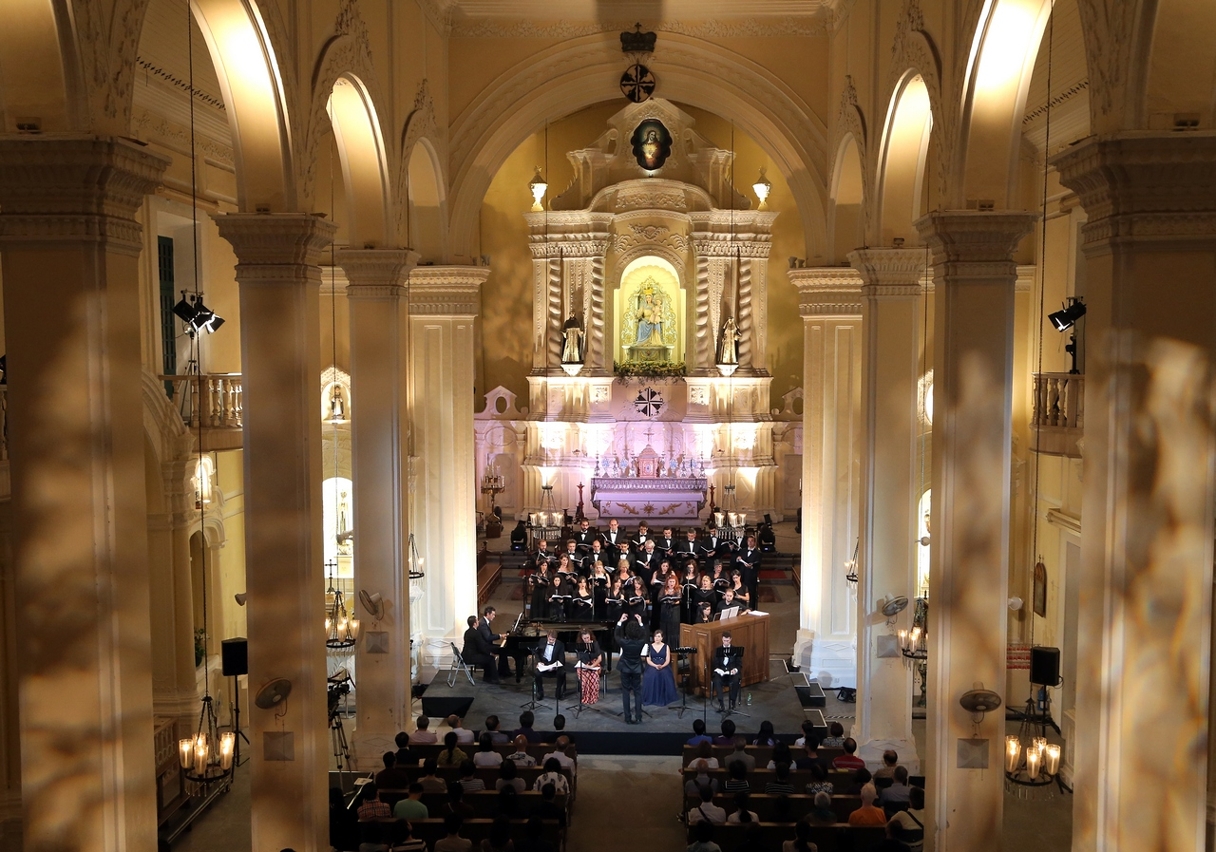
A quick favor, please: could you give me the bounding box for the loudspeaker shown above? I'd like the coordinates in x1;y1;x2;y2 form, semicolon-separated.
1029;646;1060;686
221;637;248;676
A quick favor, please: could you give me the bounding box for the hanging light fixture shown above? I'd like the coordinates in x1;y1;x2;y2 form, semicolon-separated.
529;167;548;212
752;168;772;209
325;560;361;649
177;0;233;799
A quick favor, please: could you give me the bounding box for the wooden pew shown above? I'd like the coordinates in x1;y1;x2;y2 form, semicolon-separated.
685;792;863;824
359;817;564;851
683;766;863;793
681;744;846;767
693;822;886;852
378;789;568;818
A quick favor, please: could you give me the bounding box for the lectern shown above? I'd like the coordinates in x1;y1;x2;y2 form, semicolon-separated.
680;612;770;696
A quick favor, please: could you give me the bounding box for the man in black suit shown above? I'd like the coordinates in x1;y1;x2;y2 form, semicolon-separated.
462;615;501;684
533;629;567;700
562;538;586;575
613;539;633;571
735;534;762;606
654;526;677;560
477;606;512;679
631;522;651;552
674;528;700;563
701;529;736;561
633;539;658;579
614;613;647;724
710;631;744;712
530;539;555;572
600;518;627;551
572;519;597;555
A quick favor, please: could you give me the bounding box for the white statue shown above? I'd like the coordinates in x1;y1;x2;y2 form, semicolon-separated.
561;315;584;363
718;316;742;365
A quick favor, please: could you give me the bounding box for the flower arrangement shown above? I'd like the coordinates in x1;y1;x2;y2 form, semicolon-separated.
613;360;687;381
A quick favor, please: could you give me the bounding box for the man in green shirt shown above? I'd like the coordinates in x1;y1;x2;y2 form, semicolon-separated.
391;782;429;820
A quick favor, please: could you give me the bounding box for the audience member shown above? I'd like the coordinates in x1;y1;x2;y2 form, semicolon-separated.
687;784;727;825
495;785;522;819
474;733;505;767
844;767;873;795
879;766;912;813
480;815;515;852
767;741;793;770
727;735;756;772
807;791;836;826
821;721;846;748
542;736;576;775
723;760;751;793
356;782;390;820
886;787;926;852
687;821;723;852
753;720;778;747
764;762;795;796
516;817;556;852
484;715;510;745
391;783;428;820
432;814;473;852
873;749;900;780
441;781;475;817
388;820;427;852
805;762;833;796
513;711;543;743
793;720;816;747
506;735;537;767
727;792;758;824
328;787;359;852
793;737;821;771
781;820;817;852
446;714;476;744
684;758;719;797
495;758;526;793
374;751;410;790
848;782;887;826
832;737;866;771
437;731;469;767
713;719;737;746
410;715;438;744
419;758;447;793
458;760;485;792
694;741;719;770
532;757;569;796
687;718;713;746
530;782;567;829
394;731;417;768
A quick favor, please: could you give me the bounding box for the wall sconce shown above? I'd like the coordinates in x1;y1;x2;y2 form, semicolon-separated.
752;168;772;209
529;167;548;212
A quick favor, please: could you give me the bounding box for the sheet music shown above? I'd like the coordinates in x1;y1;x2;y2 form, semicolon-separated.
536;660;562;673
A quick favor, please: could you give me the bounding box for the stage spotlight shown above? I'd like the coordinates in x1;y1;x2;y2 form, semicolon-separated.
1048;298;1086;332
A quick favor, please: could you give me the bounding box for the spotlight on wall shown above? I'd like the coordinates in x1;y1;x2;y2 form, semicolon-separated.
234;593;247;607
173;290;225;336
1048;298;1086;332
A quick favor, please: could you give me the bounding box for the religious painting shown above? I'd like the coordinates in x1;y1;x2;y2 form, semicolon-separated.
1033;560;1047;617
630;119;672;170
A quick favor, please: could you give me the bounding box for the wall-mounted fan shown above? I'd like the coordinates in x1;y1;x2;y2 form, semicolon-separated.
359;590;385;621
254;677;292;710
881;596;909;622
959;685;1002;723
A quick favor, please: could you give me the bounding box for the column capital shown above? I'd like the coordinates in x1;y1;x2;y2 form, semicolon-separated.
1052;133;1216;250
0;136;169;254
408;265;489;317
337;247;419;299
848;247;928;297
212;212;337;270
790;267;863;318
915;210;1037;281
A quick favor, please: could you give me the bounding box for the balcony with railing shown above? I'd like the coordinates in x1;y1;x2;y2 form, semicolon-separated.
160;373;244;452
1031;372;1083;458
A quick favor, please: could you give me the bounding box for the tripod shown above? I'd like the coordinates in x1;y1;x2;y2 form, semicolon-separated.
229;675;251;767
330;705;354;785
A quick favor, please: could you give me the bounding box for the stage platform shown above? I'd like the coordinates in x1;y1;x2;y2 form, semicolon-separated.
411;658;854;755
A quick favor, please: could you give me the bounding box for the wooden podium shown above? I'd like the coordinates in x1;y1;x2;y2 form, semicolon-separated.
680;612;770;697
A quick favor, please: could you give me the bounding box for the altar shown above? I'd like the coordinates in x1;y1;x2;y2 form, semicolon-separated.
590;475;708;522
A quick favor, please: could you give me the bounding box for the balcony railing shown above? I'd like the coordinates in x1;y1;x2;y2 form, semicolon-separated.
161;373;244;451
1031;372;1083;458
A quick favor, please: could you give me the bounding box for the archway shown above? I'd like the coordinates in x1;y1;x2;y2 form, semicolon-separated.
408;140;447;261
327;74;392;247
0;1;79;131
448;33;829;262
830;134;865;260
876;74;933;245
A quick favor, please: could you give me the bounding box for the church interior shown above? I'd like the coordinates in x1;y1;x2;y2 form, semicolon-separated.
0;0;1214;850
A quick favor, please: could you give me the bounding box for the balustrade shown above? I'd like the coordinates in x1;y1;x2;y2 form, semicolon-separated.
160;373;244;451
1030;372;1084;457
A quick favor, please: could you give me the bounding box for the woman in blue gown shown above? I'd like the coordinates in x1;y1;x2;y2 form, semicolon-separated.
641;628;679;706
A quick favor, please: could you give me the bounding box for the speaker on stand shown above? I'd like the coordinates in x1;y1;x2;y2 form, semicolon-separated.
1028;646;1062;735
221;637;250;766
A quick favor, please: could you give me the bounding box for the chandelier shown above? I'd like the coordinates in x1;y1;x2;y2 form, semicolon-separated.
325;560;360;649
178;696;235;796
1005;724;1062;796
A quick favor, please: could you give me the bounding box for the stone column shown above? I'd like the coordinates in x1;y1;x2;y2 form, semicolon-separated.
1053;135;1216;852
213;212;336;852
0;136;168;852
409;266;488;663
790;268;863;689
849;248;927;771
337;248;417;765
915;210;1035;852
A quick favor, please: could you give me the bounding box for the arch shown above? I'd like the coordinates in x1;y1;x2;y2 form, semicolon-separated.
830;134;866;260
326;74;392;247
876;73;934;245
0;1;81;131
408;139;448;262
448;33;829;262
190;0;296;211
399;78;446;248
957;0;1055;206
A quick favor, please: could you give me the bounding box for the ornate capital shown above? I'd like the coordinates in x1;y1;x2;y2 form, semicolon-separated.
213;213;338;273
337;248;418;299
408;265;490;317
790;267;864;317
848;247;927;296
1052;134;1216;250
0;136;170;255
915;210;1037;283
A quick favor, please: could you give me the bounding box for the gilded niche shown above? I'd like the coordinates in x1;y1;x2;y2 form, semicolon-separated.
620;275;679;363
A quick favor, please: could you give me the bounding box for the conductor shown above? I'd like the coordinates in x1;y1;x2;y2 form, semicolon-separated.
615;613;647;724
710;631;744;712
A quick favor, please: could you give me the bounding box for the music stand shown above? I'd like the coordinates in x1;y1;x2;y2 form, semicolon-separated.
674;646;697;719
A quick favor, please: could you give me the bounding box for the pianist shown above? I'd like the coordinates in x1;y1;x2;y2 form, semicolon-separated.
476;606;513;680
461;615;501;684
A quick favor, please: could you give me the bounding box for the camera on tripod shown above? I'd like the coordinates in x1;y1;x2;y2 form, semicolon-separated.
327;669;353;718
